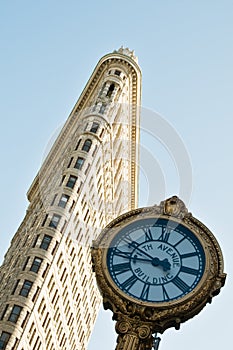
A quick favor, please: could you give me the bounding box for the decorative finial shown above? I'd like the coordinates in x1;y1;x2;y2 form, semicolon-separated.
162;195;188;218
113;46;138;63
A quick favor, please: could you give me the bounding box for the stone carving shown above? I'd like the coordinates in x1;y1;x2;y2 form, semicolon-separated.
115;46;138;62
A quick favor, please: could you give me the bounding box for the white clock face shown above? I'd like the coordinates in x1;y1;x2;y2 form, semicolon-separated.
106;218;206;303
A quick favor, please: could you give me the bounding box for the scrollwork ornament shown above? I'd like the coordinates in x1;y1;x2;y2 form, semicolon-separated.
137;325;151;339
116;320;131;334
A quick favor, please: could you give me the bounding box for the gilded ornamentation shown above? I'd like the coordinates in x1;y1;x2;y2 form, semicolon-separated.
91;196;226;348
137;325;151;339
116;321;131;334
115;316;153;350
161;195;189;218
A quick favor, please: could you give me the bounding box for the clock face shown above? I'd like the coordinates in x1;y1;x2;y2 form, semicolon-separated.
106;218;206;303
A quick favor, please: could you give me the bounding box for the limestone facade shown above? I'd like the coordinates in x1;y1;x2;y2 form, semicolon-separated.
0;48;141;350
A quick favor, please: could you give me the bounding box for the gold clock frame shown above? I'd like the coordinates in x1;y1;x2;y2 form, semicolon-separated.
92;196;226;341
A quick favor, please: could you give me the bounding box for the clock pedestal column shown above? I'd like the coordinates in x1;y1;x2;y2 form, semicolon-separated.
114;316;154;350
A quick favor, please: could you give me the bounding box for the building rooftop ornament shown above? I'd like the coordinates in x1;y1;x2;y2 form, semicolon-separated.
114;46;138;62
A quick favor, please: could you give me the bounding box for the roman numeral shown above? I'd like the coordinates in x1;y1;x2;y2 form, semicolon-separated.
172;276;189;292
114;248;131;259
123;236;139;249
143;228;153;241
173;237;185;247
121;275;138;291
140;283;150;300
180;266;199;276
112;262;131;275
158;227;171;242
162;285;169;301
180;252;198;259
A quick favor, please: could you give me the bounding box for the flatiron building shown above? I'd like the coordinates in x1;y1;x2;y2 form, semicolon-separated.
0;48;141;350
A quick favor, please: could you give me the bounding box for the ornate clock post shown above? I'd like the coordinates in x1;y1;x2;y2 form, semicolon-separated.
91;196;226;350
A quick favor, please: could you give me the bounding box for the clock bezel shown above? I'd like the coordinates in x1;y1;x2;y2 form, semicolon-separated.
102;214;209;308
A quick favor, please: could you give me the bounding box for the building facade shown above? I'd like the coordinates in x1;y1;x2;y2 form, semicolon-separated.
0;48;141;350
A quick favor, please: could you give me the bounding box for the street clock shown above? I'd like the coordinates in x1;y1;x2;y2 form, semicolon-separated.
92;196;226;350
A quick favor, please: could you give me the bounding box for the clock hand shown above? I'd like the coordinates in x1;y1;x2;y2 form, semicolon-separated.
131;255;171;271
130;243;171;270
131;255;153;264
128;241;154;260
160;258;171;271
151;257;171;271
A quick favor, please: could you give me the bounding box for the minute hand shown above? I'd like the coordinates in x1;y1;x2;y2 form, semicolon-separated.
129;241;154;260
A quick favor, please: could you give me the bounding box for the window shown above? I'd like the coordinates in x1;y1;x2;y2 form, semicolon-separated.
0;305;9;320
21;311;30;328
31;215;37;227
85;164;90;175
90;122;99;133
0;331;11;350
84;209;89;222
50;194;57;206
74;157;85;170
58;194;70;208
66;175;77;189
42;263;50;278
77;181;83;194
8;305;22;323
51;241;59;255
106;83;115;97
69;200;75;212
49;214;61;229
11;337;19;350
92;145;97;156
75;139;82;150
19;280;33;298
32;234;39;248
114;69;121;76
67;157;73;168
12;280;19;295
32;287;40;302
99;128;104;138
22;257;30;271
30;257;43;273
60;175;66;186
40;235;52;250
82;139;92;152
60;220;67;234
41;214;48;227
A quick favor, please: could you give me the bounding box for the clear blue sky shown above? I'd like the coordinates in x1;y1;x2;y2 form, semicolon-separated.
0;1;232;349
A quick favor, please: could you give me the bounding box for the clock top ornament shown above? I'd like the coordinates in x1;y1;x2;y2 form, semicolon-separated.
91;196;226;348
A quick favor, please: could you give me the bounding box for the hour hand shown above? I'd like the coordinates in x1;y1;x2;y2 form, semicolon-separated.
161;258;171;271
151;257;171;271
